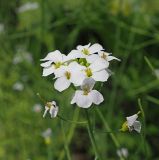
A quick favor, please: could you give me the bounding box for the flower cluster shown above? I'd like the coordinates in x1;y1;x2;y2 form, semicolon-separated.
41;43;120;108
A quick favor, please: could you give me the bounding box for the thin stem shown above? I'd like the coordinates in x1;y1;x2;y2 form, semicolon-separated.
60;120;71;160
138;98;148;158
96;108;125;160
85;109;102;160
57;115;87;124
58;108;80;160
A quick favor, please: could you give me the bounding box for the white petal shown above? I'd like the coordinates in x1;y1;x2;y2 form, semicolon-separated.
70;71;86;86
90;58;109;72
42;66;55;76
68;61;85;71
43;106;49;118
92;70;109;82
133;121;141;133
126;114;138;126
71;90;92;108
107;56;121;61
89;90;104;105
49;106;59;118
98;51;110;57
77;43;91;51
54;77;71;92
41;50;63;62
81;78;95;91
86;54;100;63
54;66;66;78
89;43;104;54
41;60;53;67
67;50;83;60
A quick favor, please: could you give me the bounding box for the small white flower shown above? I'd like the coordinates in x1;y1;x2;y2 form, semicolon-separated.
126;114;141;133
67;43;104;60
43;101;59;118
41;128;52;138
117;148;128;158
12;82;24;91
54;61;85;92
33;103;42;113
17;2;39;13
71;78;104;108
40;50;67;77
87;51;120;63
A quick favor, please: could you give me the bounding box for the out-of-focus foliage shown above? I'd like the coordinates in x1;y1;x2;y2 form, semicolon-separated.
0;0;159;159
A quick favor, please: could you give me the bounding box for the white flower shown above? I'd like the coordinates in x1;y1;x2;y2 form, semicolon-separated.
67;43;104;61
71;78;104;108
76;59;109;84
41;128;52;138
17;2;39;13
126;114;141;133
40;50;67;77
43;101;59;118
54;62;85;92
117;148;128;158
33;103;42;113
12;82;24;91
87;51;120;64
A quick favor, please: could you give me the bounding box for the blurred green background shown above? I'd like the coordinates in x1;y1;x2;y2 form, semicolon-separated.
0;0;159;159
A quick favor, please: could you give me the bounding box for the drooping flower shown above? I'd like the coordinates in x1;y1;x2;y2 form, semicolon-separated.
71;78;104;108
43;101;59;118
54;62;85;92
40;50;67;77
120;112;141;133
67;43;104;61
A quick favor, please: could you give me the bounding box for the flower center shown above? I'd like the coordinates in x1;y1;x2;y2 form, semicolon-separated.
53;62;62;69
101;52;107;60
46;102;52;108
82;48;89;55
85;68;92;77
65;71;71;80
83;86;90;95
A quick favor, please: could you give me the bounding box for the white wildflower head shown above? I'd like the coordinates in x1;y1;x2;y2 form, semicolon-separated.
33;103;42;113
41;128;52;145
12;82;24;91
117;148;128;158
71;78;104;108
17;2;39;13
120;111;141;133
43;101;59;118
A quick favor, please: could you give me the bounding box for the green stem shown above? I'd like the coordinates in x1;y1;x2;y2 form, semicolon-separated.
60;120;71;160
58;108;80;160
138;99;148;158
85;109;102;160
57;115;87;124
96;108;125;160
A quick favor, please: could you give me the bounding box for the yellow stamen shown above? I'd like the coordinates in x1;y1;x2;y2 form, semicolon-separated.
53;62;62;69
82;48;89;55
65;71;71;80
85;68;92;77
101;52;107;60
